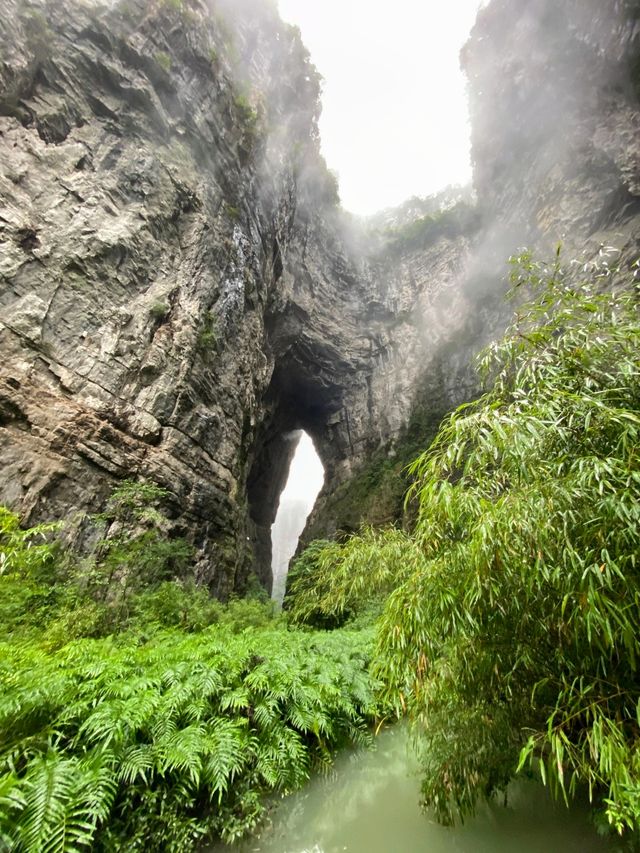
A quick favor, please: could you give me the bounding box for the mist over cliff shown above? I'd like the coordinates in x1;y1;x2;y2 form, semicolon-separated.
0;0;638;596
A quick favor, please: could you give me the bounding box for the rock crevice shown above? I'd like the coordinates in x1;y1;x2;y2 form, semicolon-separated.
0;0;638;593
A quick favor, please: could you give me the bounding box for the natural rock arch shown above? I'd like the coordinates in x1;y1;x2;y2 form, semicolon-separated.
0;0;638;599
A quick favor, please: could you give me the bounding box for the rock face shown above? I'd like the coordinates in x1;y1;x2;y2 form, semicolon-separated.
465;0;640;247
0;0;326;594
0;0;638;595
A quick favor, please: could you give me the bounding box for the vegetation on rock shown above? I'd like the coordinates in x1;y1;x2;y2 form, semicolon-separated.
287;249;640;839
382;200;481;253
197;311;218;353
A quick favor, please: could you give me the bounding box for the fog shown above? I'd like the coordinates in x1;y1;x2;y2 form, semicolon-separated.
278;0;485;214
270;433;324;604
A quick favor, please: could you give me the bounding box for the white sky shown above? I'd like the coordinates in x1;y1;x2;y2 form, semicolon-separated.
278;0;485;215
271;3;485;522
279;431;324;505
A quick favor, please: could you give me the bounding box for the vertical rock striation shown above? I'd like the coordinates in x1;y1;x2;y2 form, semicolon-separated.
0;0;638;593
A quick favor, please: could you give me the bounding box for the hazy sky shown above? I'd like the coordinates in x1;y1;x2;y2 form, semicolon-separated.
279;431;324;506
280;432;324;510
278;0;484;214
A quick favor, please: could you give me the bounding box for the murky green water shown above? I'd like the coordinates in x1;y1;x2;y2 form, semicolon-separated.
210;726;615;853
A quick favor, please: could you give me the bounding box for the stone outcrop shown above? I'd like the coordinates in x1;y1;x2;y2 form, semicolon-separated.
0;0;324;594
0;0;638;594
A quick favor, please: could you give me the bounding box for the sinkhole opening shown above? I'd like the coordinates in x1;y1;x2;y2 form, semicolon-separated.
270;431;324;605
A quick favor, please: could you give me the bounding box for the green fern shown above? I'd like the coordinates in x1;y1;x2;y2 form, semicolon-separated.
0;488;387;850
0;623;386;849
12;752;116;853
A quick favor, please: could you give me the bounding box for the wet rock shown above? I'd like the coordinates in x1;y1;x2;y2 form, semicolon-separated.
0;0;637;594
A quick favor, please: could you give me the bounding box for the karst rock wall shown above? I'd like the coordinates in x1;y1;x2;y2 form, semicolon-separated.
0;0;638;594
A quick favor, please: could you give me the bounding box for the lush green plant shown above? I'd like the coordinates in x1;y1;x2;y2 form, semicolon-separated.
288;250;640;837
197;311;218;352
127;580;222;631
233;92;261;160
154;51;172;72
101;480;169;524
285;532;414;629
0;481;196;643
234;94;258;127
0;508;63;637
149;301;170;321
83;481;193;631
394;252;640;832
0;506;59;578
383;201;480;253
0;625;384;851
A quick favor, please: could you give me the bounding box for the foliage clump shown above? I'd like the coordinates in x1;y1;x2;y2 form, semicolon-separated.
160;0;183;12
154;51;172;72
287;249;640;838
0;484;196;644
382;200;480;253
197;311;218;353
285;530;415;629
234;93;258;126
0;625;382;851
233;92;262;160
149;300;170;321
0;482;386;850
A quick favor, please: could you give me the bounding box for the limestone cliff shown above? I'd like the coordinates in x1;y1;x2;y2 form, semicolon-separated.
0;0;638;595
0;0;331;594
307;0;640;543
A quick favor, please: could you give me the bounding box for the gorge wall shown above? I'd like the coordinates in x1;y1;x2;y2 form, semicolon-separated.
0;0;639;595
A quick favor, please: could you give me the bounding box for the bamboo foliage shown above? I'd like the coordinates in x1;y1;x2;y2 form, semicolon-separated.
287;250;640;836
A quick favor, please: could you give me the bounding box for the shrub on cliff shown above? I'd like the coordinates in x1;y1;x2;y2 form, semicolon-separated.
383;200;480;252
0;481;201;644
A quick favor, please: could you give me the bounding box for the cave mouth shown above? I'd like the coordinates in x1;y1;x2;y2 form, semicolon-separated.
270;431;324;605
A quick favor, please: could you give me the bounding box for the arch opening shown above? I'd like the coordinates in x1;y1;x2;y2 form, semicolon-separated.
270;431;324;605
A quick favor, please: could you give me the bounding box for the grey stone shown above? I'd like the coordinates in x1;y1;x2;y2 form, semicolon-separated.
0;0;637;596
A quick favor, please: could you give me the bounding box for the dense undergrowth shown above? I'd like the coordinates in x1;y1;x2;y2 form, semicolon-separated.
0;625;380;852
287;249;640;842
0;488;386;851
